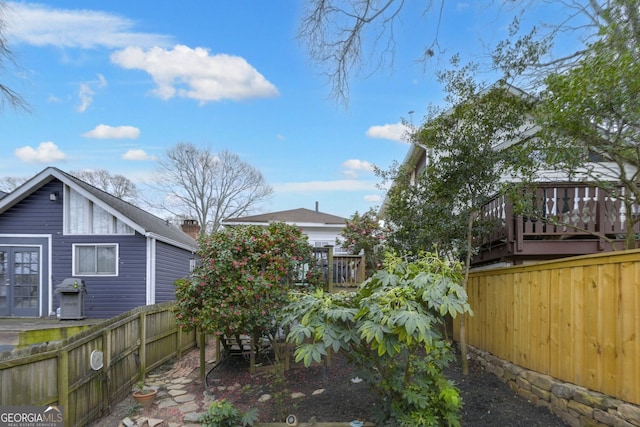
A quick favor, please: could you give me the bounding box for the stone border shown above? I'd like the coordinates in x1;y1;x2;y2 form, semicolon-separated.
467;346;640;427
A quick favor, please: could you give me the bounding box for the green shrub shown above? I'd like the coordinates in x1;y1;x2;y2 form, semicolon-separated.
283;251;471;426
199;399;258;427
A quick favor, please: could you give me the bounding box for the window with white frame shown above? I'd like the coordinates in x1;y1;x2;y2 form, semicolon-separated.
73;244;118;276
66;187;134;235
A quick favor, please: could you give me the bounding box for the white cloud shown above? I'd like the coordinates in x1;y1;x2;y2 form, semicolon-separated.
97;73;107;88
77;74;107;112
6;2;172;49
366;122;411;142
77;83;94;112
364;194;382;203
110;45;279;103
82;124;140;139
121;149;157;161
342;159;375;178
343;159;374;172
15;141;66;163
274;180;377;192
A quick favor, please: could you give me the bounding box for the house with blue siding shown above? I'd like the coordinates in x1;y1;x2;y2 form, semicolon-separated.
0;167;198;319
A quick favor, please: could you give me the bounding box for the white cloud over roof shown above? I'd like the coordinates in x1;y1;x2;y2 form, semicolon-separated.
15;141;66;163
110;45;280;103
366;122;411;142
82;124;141;139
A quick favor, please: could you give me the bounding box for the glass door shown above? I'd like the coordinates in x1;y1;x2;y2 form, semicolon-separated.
0;247;40;317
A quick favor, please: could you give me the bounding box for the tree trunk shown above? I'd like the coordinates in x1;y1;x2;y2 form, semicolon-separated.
459;212;475;375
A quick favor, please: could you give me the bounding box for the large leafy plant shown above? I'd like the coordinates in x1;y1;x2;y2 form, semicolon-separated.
282;252;471;426
175;222;319;353
199;399;258;427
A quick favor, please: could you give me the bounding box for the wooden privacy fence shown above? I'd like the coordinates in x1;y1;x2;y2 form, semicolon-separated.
456;249;640;405
0;302;196;427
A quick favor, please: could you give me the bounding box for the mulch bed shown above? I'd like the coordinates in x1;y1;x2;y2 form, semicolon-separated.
205;349;568;426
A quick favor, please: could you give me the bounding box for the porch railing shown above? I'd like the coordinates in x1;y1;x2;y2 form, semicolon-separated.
311;247;366;291
477;183;640;260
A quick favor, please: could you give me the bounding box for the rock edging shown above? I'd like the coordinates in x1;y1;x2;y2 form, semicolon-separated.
467;346;640;427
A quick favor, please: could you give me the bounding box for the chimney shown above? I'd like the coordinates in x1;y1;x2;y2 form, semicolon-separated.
181;219;200;239
315;201;319;212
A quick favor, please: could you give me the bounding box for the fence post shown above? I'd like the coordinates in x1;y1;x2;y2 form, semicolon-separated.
102;328;112;412
327;246;334;293
57;348;69;427
176;324;183;359
199;331;206;381
138;311;147;380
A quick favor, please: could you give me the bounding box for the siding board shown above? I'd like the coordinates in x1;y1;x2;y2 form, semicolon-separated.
155;241;193;303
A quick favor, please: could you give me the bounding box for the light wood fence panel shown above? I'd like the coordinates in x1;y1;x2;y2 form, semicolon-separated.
457;249;640;405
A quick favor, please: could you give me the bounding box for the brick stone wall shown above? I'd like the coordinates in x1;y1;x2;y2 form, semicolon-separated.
467;346;640;427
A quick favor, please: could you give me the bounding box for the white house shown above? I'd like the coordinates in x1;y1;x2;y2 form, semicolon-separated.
222;205;348;253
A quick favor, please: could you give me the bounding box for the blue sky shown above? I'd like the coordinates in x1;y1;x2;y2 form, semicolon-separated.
0;1;575;219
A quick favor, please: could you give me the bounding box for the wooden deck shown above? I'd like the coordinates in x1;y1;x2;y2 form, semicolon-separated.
473;183;638;266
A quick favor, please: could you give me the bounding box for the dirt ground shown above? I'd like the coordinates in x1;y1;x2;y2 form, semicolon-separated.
94;347;568;426
205;351;568;426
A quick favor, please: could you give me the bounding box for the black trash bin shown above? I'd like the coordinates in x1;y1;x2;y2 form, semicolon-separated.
56;278;86;320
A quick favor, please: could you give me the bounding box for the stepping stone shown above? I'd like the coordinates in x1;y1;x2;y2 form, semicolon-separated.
312;389;325;395
178;401;199;414
168;389;187;397
183;412;207;423
174;393;195;403
291;392;305;399
258;394;272;402
167;384;185;390
157;399;178;409
137;418;167;427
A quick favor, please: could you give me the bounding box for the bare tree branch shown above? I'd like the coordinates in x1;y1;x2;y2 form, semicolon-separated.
155;143;273;234
70;169;139;203
297;0;618;103
0;1;28;112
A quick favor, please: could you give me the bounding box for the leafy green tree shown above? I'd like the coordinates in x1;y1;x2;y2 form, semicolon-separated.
174;222;319;360
282;252;471;426
338;208;388;276
536;0;640;249
379;59;538;373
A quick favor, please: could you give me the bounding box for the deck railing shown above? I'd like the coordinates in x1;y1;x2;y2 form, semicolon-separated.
476;183;639;262
311;247;366;291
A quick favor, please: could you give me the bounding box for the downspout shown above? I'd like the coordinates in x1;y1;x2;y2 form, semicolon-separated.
146;236;156;305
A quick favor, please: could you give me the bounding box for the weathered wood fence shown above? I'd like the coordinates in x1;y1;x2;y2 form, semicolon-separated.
0;302;196;427
455;249;640;406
